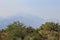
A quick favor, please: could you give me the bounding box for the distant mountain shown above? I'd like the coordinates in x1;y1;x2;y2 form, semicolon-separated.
46;18;60;23
0;15;45;29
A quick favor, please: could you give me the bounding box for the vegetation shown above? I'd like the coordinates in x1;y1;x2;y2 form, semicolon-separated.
0;21;60;40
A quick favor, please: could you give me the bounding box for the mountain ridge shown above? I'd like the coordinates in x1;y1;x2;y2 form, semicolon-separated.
0;15;45;29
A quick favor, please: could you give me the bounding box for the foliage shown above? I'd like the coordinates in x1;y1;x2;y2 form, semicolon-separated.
0;21;60;40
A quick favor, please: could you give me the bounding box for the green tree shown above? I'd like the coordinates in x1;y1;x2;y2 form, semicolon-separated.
5;21;27;40
38;22;60;40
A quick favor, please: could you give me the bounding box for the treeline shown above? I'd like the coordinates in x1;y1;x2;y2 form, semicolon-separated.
0;21;60;40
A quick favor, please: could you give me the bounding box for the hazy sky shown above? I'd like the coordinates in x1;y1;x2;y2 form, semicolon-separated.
0;0;60;20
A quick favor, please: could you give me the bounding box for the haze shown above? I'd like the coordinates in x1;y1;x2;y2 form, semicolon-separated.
0;0;60;20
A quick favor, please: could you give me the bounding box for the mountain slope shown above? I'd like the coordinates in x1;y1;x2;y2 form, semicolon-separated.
0;15;45;29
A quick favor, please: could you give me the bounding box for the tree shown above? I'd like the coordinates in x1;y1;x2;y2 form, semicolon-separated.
38;22;60;40
5;21;27;40
1;21;60;40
